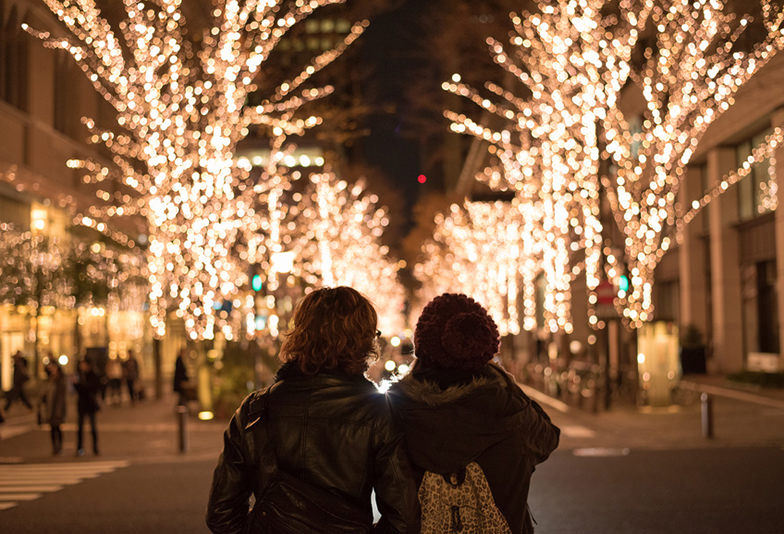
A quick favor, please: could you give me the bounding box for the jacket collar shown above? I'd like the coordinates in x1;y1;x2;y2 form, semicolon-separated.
274;360;369;385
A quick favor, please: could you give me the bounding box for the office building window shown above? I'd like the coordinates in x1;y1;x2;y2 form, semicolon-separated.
0;5;29;111
305;19;320;33
321;19;335;32
54;51;75;135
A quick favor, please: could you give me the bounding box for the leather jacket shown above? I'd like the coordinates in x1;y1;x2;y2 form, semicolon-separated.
206;362;420;534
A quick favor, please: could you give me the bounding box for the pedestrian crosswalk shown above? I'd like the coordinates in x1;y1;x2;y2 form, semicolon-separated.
0;460;129;511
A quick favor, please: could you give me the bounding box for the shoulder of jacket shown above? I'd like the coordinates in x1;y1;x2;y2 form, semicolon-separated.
240;381;285;430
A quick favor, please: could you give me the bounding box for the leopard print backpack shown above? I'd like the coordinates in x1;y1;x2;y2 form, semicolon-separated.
417;461;512;534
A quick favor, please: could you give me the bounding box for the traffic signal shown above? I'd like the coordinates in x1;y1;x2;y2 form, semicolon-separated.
251;274;263;292
619;275;630;293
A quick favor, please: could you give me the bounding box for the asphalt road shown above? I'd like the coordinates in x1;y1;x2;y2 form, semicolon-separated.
530;447;784;534
2;447;783;533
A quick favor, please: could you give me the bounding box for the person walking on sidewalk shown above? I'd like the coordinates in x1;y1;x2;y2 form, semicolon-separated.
73;358;101;456
173;349;189;407
106;357;124;406
122;350;140;404
207;286;420;534
4;351;33;412
388;293;560;534
44;361;67;455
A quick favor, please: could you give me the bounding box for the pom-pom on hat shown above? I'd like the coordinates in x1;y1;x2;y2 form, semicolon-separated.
414;293;500;372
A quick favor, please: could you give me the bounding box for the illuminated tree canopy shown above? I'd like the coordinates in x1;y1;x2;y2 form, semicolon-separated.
435;0;784;330
29;0;366;339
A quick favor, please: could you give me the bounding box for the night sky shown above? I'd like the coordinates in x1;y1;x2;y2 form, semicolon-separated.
356;0;431;224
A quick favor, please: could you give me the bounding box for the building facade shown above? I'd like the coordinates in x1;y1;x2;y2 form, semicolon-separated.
0;0;154;388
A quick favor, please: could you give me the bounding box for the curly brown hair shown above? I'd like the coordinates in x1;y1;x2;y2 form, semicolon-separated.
279;286;379;376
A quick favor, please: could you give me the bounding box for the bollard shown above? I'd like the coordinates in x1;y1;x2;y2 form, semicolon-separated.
177;405;189;453
700;392;713;439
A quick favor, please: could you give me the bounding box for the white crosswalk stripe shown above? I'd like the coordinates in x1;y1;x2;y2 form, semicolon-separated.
0;460;129;511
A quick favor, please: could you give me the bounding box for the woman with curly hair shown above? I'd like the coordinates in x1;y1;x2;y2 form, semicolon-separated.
388;293;560;534
207;286;419;534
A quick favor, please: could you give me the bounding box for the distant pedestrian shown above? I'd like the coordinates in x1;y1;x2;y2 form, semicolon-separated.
206;286;419;533
4;351;33;412
122;350;140;404
173;349;189;406
106;357;124;405
44;361;67;455
388;293;560;534
73;358;101;456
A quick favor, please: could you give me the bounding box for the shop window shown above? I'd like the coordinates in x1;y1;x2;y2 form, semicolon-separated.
741;260;779;356
335;19;351;33
736;128;774;220
757;261;779;354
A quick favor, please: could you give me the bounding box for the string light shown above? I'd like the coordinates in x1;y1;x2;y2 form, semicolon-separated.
30;0;366;339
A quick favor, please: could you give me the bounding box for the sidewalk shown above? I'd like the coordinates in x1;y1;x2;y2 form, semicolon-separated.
679;373;784;408
523;377;784;452
0;390;226;464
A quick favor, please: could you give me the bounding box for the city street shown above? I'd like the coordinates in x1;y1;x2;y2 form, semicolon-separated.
1;387;783;533
2;0;784;532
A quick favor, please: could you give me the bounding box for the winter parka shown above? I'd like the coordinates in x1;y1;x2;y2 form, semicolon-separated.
387;362;560;534
206;362;420;534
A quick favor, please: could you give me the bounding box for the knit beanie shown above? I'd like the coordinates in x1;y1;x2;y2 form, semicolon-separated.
414;293;500;372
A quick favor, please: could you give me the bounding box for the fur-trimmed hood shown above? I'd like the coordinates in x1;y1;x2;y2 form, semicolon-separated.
391;362;512;405
387;363;531;474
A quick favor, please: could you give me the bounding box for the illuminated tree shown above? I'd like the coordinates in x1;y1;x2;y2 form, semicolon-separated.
296;171;406;333
416;201;526;336
29;0;366;340
443;0;784;329
602;0;784;325
441;0;651;331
